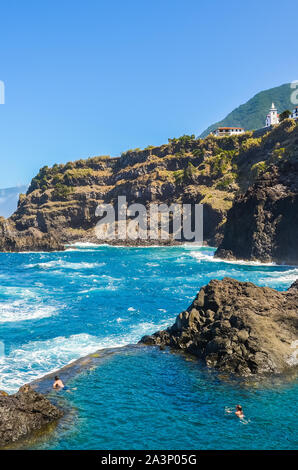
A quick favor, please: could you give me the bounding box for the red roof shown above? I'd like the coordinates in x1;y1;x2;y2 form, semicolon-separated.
216;127;244;130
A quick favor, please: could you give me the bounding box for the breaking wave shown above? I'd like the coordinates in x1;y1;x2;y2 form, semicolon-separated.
0;317;174;393
25;260;105;270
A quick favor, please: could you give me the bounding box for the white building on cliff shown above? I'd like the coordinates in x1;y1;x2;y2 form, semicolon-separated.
212;126;245;137
265;103;279;127
291;105;298;120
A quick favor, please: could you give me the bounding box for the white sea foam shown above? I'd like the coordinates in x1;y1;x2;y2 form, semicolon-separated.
0;333;101;393
66;242;102;248
286;340;298;366
0;286;39;298
259;269;298;286
0;301;56;323
0;316;176;393
189;250;277;266
25;260;105;270
79;275;123;293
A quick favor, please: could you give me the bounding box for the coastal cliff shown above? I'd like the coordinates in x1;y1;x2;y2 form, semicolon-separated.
0;120;297;256
0;136;240;250
215;122;298;263
140;277;298;376
0;385;63;447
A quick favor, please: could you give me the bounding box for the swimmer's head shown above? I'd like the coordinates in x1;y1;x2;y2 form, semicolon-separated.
236;405;242;411
55;376;59;381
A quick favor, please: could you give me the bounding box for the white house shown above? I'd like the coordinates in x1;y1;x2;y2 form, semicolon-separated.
212;126;245;137
291;106;298;120
265;103;279;127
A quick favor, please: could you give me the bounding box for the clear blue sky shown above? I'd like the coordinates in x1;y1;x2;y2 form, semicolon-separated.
0;0;297;187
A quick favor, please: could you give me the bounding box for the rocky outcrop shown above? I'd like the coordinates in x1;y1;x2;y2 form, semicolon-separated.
0;385;63;447
215;120;298;264
0;218;64;252
215;161;298;264
140;277;298;376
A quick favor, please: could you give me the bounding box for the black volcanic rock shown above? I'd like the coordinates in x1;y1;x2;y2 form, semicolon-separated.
0;385;63;447
215;143;298;264
140;278;298;376
0;218;64;252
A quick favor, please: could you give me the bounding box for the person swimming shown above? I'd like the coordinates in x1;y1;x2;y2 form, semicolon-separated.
235;404;244;418
53;376;65;389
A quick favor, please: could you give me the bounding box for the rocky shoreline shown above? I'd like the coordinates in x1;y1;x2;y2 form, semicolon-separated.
0;345;138;448
1;275;297;447
0;384;63;447
140;277;298;376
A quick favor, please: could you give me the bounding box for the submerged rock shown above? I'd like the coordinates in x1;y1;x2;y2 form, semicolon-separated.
0;384;63;447
140;277;298;376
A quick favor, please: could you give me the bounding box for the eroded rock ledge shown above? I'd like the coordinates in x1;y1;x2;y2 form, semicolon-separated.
0;385;63;447
140;278;298;376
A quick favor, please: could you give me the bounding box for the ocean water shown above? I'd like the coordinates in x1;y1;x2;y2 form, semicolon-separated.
0;245;297;449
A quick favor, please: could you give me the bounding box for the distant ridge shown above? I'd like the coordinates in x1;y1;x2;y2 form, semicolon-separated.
0;185;28;218
199;83;293;137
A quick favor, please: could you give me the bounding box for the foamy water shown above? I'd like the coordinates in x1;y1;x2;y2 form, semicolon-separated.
0;245;297;395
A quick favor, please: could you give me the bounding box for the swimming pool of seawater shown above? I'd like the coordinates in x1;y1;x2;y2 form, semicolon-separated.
29;347;297;450
0;245;297;449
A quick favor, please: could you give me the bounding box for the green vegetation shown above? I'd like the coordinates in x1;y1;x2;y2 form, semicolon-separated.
250;161;268;179
279;110;292;122
206;150;237;178
240;137;262;152
215;173;237;189
200;83;293;137
52;183;74;199
173;162;197;184
168;135;196;144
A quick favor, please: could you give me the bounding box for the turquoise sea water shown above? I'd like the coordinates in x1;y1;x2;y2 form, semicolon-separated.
0;245;297;449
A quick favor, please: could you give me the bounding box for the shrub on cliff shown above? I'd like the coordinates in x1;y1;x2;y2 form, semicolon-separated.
52;183;74;200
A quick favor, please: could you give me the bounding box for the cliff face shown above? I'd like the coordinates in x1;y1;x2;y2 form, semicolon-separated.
1;120;297;252
0;385;62;447
140;277;298;376
0;135;247;251
216;120;298;264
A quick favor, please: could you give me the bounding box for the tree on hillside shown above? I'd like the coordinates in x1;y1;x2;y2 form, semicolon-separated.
279;110;292;122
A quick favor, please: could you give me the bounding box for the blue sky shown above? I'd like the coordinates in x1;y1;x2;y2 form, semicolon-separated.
0;0;297;187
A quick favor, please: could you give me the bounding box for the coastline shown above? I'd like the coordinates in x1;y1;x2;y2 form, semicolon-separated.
1;244;297;450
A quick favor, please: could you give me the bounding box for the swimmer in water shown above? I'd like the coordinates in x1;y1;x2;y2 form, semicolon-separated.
235;404;244;419
53;376;65;389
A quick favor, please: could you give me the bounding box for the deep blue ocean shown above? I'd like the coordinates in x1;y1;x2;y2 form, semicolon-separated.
0;245;297;449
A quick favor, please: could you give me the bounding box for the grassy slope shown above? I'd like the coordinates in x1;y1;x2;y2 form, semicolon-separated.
200;83;293;138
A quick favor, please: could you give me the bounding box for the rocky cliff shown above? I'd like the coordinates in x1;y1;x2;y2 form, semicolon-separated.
0;135;245;250
1;120;297;253
216;119;298;264
140;277;298;376
0;385;63;447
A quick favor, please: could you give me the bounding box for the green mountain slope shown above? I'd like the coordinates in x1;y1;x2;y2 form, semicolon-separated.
200;83;293;137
